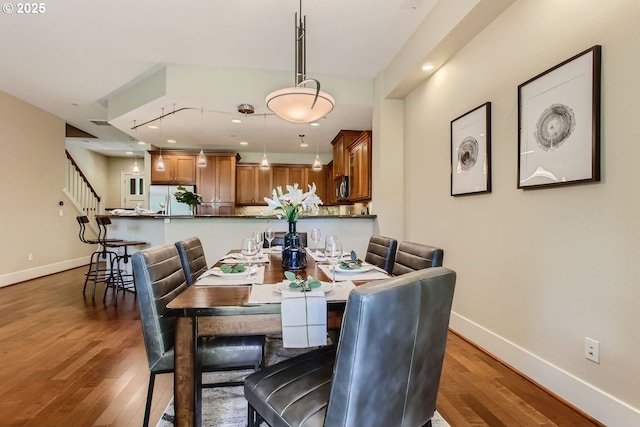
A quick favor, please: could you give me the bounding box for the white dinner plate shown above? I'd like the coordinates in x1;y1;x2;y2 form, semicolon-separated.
275;281;335;293
209;265;258;278
334;264;373;274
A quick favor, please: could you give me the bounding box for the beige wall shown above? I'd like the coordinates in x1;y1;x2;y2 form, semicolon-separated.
376;0;639;424
0;91;90;285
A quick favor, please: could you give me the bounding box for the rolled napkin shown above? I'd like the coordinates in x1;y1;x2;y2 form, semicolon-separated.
281;290;327;348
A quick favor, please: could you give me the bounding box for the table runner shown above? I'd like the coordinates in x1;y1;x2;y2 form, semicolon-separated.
195;266;265;286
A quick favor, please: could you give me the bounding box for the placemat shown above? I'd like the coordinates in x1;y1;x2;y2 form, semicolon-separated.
318;264;390;282
195;266;265;286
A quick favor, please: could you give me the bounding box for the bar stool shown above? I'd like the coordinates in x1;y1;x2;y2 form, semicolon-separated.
95;215;148;305
76;215;121;298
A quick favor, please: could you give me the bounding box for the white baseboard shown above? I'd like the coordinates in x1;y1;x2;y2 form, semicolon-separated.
0;256;89;288
450;311;640;427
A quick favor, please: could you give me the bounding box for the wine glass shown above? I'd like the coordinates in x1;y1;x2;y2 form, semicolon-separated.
241;238;259;271
253;231;264;254
324;237;342;284
310;228;321;254
265;227;275;250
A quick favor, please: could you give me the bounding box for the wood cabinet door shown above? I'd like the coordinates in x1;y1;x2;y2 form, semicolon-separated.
256;167;273;204
215;156;236;203
332;137;344;178
236;165;257;204
348;131;371;201
173;156;196;183
305;168;327;204
150;154;174;183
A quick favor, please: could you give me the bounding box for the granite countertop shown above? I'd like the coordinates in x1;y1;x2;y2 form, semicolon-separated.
110;213;376;219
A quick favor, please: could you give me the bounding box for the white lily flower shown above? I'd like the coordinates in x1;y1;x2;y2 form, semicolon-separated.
263;181;323;221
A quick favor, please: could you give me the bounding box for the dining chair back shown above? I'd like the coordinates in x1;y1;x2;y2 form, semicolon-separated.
264;231;307;248
364;235;398;274
392;241;444;276
244;267;457;427
133;244;265;427
175;237;208;286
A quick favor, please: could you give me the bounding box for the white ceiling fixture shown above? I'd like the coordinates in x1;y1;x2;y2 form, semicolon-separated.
265;0;335;124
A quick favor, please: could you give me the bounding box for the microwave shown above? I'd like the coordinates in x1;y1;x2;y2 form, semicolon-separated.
335;176;349;200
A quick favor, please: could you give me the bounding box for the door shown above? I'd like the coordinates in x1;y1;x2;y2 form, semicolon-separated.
121;173;145;209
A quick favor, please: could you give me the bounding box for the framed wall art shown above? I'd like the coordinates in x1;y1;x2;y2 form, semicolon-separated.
451;102;491;196
517;45;601;189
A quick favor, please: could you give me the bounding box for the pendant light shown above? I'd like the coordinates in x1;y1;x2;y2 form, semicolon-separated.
260;114;270;170
265;0;334;123
131;156;140;174
156;147;165;172
197;108;208;167
312;138;322;171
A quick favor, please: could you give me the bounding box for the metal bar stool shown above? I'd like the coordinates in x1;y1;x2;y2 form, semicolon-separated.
95;215;147;305
76;215;121;298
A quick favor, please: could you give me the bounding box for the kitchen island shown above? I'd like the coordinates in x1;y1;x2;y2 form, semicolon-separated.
107;214;377;265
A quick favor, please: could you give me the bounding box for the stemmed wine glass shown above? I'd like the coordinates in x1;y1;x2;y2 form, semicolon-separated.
253;231;264;254
310;228;321;254
324;237;342;284
265;227;275;250
241;238;259;272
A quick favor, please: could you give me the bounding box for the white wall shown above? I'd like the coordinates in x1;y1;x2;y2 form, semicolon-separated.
0;91;91;285
380;0;640;424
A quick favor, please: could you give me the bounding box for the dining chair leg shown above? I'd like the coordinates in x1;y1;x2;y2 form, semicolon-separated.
143;373;156;427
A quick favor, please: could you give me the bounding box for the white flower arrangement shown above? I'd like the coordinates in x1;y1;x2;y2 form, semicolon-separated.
264;183;323;222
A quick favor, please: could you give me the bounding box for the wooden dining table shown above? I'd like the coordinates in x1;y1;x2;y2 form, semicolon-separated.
165;251;361;427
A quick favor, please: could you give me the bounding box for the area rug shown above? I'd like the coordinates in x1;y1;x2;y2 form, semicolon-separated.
157;336;451;427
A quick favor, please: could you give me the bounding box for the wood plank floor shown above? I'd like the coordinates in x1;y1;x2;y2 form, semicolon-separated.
0;267;602;427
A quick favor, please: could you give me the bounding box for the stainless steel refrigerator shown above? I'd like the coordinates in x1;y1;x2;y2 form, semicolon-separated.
148;185;195;215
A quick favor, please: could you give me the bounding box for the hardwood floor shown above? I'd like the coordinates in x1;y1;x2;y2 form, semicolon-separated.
0;267;602;427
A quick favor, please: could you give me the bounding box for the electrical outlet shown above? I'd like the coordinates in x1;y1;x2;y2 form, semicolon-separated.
585;337;600;363
28;253;33;262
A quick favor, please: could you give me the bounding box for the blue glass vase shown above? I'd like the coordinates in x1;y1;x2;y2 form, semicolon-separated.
282;221;306;271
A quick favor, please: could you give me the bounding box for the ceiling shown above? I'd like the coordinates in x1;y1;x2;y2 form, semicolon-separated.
0;0;439;157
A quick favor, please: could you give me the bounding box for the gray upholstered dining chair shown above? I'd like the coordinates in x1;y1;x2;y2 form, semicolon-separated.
364;235;398;274
175;236;208;286
132;244;265;427
244;267;456;427
392;241;444;276
264;231;307;248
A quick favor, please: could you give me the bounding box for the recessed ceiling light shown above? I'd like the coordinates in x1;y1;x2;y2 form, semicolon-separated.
148;125;158;129
125;151;133;155
167;139;176;143
137;141;146;145
422;64;435;71
232;119;242;124
310;122;320;127
240;141;249;146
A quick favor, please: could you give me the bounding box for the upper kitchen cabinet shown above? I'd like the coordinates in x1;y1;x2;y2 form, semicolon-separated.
347;131;372;201
236;164;273;205
273;165;327;203
273;165;305;192
150;152;196;185
331;130;362;178
196;153;238;215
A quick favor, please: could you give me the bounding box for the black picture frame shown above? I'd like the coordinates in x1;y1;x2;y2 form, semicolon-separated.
450;102;492;196
517;45;601;189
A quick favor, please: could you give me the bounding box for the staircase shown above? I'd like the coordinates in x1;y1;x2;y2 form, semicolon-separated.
63;150;104;232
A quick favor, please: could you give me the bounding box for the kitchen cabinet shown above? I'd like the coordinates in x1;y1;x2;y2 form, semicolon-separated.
347;131;372;201
304;167;328;205
331;130;362;179
325;162;335;205
273;166;305;192
150;153;196;184
236;164;273;205
196;154;237;215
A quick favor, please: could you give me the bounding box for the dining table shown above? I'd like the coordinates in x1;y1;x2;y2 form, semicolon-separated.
165;248;390;427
